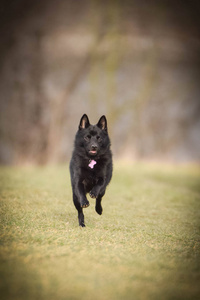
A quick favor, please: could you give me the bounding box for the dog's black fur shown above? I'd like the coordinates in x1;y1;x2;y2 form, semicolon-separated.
70;114;113;227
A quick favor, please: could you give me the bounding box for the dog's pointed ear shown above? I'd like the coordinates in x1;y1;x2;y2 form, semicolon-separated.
79;114;90;130
97;115;107;132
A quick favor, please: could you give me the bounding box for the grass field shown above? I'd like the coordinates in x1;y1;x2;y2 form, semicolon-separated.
0;162;200;300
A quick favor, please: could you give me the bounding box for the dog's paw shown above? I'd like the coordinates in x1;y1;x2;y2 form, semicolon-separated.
89;187;99;199
80;199;90;208
89;191;96;199
95;204;103;215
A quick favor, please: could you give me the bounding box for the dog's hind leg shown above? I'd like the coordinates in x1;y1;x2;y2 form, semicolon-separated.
95;192;105;215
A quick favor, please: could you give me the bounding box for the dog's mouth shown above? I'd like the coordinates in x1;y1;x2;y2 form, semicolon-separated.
89;150;97;156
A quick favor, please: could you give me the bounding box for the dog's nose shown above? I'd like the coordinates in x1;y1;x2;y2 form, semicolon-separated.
91;145;97;150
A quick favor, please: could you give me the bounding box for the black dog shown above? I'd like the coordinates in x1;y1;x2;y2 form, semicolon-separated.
70;114;113;227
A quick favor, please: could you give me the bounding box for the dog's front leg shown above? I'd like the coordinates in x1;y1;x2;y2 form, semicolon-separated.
72;193;85;227
72;180;89;227
89;177;104;199
89;177;107;215
76;180;90;208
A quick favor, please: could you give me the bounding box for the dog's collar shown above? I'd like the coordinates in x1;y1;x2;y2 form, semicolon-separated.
88;159;96;169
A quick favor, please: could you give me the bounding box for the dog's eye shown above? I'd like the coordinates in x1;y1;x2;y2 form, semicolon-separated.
84;135;91;141
97;136;102;142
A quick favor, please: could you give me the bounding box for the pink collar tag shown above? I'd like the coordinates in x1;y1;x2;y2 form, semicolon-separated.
88;160;96;169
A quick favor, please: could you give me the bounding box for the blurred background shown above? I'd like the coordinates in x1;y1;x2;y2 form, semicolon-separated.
0;0;200;165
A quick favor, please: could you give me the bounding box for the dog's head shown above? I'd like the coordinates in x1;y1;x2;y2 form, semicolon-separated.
76;114;110;159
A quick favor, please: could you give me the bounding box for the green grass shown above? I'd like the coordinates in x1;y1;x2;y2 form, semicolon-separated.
0;162;200;300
